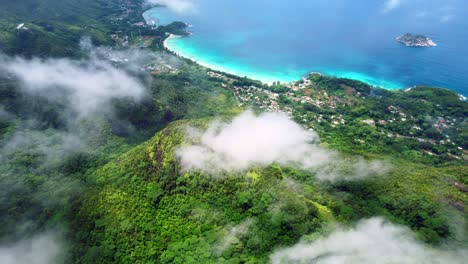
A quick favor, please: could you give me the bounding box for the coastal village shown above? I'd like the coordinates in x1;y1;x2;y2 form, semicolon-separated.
204;71;466;160
86;0;466;161
2;1;467;262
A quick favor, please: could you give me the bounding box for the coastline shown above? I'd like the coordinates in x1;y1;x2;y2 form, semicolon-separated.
162;33;284;85
163;33;181;51
161;34;468;99
143;5;467;95
162;34;404;88
158;24;464;98
162;36;466;99
146;9;405;89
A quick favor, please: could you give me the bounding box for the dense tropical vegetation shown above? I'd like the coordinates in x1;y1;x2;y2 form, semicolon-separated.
0;0;466;263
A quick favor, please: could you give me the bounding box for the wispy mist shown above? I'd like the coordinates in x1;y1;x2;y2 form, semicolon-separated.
0;39;158;262
0;39;155;211
271;217;467;264
145;0;196;14
215;219;254;255
176;110;390;181
0;46;146;117
0;129;86;162
0;231;64;264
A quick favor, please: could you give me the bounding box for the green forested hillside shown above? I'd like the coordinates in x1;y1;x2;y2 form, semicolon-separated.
0;0;466;263
70;118;466;263
0;0;111;56
0;0;158;56
72;120;326;263
0;0;184;57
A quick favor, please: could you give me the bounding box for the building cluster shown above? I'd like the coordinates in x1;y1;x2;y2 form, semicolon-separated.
231;86;283;113
211;72;466;159
207;71;229;80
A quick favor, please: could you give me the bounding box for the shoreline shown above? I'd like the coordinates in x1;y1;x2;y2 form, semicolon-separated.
144;6;466;96
162;34;404;88
162;33;281;85
163;33;181;51
160;28;465;98
148;10;406;89
163;33;408;88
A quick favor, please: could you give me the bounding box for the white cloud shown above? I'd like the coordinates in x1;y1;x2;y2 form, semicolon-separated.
176;110;390;180
80;37;159;71
215;219;254;255
383;0;403;13
0;41;156;264
0;129;86;163
176;110;330;173
145;0;196;14
0;46;146;116
0;232;63;264
271;217;467;264
0;106;12;120
0;38;148;115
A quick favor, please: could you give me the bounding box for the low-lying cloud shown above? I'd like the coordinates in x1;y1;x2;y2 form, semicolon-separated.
0;232;64;264
0;39;154;262
145;0;196;14
0;129;85;162
176;110;390;180
215;219;254;255
0;51;145;116
271;217;467;264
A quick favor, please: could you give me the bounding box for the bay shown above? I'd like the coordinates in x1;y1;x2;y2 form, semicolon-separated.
144;0;468;94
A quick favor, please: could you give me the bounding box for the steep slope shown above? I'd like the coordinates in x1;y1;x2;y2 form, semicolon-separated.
71;117;466;263
72;119;331;263
0;0;144;56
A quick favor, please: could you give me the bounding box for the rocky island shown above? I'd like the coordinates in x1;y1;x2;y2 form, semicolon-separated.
396;33;437;47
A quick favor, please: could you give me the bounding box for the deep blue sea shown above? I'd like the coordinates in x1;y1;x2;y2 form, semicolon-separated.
143;0;468;94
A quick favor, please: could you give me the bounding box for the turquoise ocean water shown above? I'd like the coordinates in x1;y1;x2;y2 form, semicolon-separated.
144;0;468;94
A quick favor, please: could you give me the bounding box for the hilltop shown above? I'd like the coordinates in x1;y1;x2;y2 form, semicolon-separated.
0;0;466;263
69;117;465;262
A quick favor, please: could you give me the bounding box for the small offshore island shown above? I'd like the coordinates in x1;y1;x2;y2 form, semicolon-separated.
396;33;437;47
